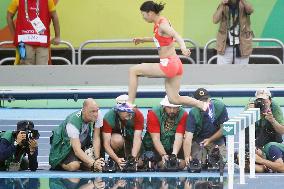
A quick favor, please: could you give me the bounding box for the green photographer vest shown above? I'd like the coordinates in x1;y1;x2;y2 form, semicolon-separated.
103;109;135;143
0;131;16;169
143;106;185;152
49;110;93;169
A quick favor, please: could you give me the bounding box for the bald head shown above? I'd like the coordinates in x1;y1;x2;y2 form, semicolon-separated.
82;98;99;123
83;98;97;108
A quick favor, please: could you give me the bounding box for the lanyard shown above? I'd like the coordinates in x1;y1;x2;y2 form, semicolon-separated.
25;0;40;21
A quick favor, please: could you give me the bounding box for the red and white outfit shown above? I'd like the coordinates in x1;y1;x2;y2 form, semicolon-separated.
153;17;183;78
15;0;51;47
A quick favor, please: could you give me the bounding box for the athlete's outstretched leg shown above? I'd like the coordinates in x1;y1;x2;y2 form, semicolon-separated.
165;76;208;110
128;63;165;104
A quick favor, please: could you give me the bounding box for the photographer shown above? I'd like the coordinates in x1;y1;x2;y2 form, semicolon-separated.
213;0;254;64
0;120;38;171
183;88;228;168
245;89;284;172
142;96;187;170
102;94;144;171
49;98;105;172
247;88;284;147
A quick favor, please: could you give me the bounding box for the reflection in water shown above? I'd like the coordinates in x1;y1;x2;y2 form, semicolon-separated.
0;177;224;189
49;177;224;189
0;178;40;189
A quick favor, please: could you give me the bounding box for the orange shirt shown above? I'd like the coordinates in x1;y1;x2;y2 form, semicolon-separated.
7;0;56;14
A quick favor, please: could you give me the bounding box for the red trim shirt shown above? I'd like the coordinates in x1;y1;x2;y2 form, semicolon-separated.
147;110;187;134
102;109;144;133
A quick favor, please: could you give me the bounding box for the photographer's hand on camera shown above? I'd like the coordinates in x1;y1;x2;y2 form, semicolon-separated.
92;158;105;172
161;154;169;165
264;111;276;124
116;157;126;170
200;138;211;147
16;131;26;146
28;139;38;155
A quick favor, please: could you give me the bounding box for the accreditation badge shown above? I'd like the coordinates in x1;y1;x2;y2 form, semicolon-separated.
30;17;46;34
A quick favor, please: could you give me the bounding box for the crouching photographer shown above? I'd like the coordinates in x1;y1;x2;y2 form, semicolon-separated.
0;120;39;171
183;88;228;173
245;88;284;172
142;96;187;171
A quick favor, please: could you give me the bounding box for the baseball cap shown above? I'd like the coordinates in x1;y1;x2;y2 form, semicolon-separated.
160;95;182;107
255;88;271;100
193;88;210;100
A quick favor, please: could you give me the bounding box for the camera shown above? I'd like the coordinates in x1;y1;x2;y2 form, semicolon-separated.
205;146;224;173
254;98;270;114
102;157;117;173
13;129;40;151
187;158;202;173
141;151;157;172
121;155;137;172
165;154;179;171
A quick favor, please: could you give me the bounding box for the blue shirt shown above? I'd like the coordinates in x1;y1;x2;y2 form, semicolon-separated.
186;99;229;145
267;145;284;162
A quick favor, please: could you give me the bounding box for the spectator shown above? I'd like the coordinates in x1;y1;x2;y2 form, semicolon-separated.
143;96;187;170
49;98;105;172
183;88;229;166
7;0;60;65
102;94;144;170
0;120;38;171
213;0;254;64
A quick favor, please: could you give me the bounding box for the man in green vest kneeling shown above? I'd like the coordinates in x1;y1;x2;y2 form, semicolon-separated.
102;94;144;171
143;96;188;171
49;98;105;172
183;88;229;171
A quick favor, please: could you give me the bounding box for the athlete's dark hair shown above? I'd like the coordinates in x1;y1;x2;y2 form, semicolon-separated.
140;1;165;14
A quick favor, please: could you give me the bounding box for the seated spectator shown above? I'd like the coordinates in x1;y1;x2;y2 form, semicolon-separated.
102;94;144;170
0;120;38;171
143;96;187;170
49;98;105;172
183;88;229;167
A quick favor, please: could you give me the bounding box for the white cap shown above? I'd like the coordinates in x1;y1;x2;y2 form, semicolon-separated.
160;95;182;107
115;94;129;104
255;88;272;100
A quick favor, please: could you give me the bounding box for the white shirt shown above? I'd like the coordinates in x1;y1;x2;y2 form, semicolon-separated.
66;110;103;139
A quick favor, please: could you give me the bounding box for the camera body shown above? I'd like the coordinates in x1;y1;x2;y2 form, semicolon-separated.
102;158;117;173
205;147;224;173
142;151;157;172
187;158;202;173
254;98;271;114
13;129;40;151
165;154;179;172
121;156;137;172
